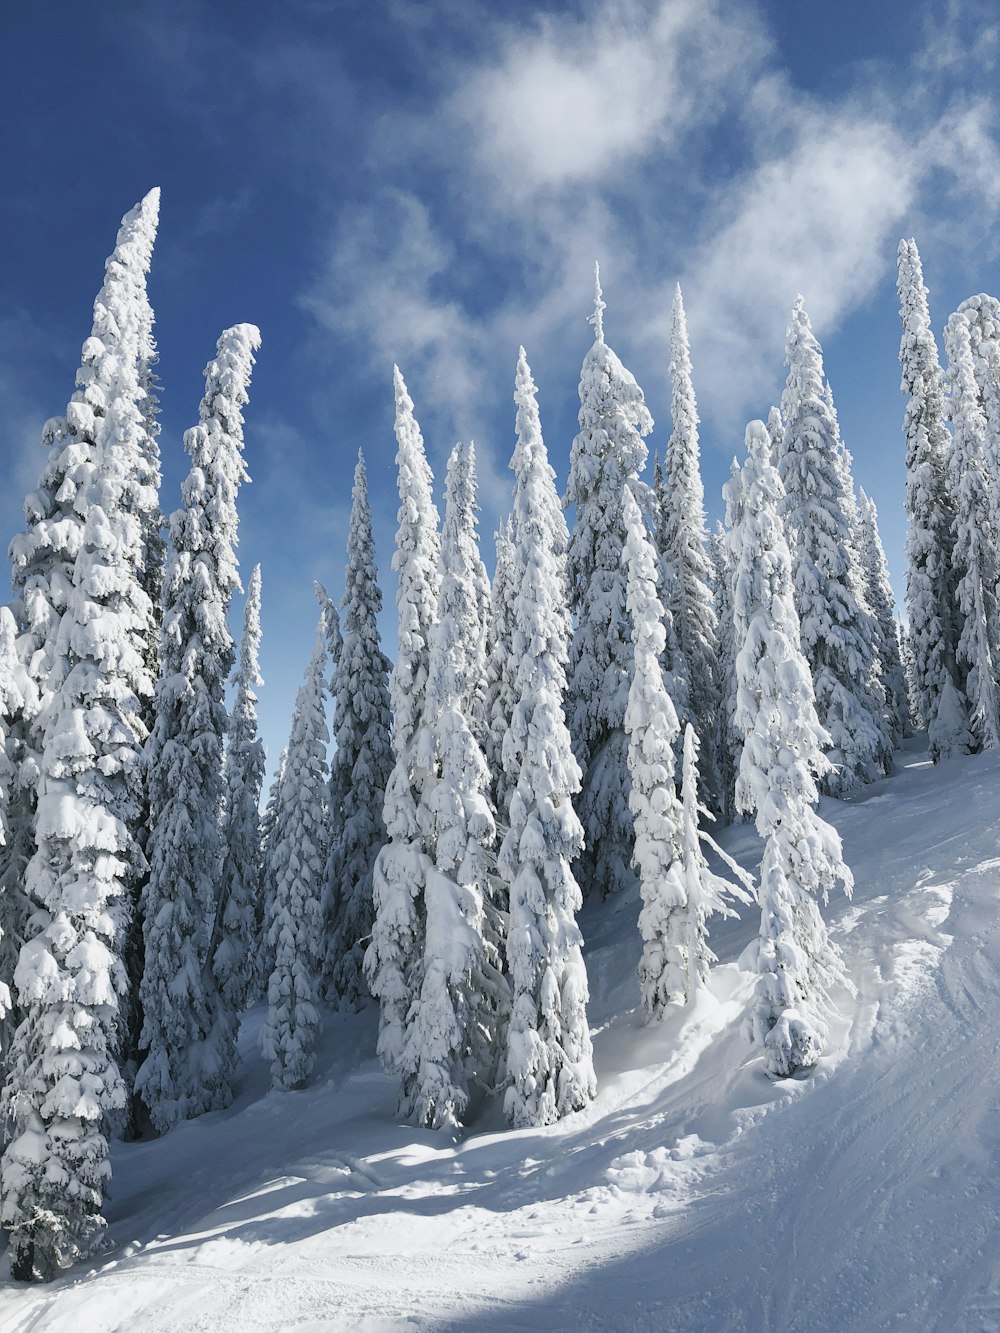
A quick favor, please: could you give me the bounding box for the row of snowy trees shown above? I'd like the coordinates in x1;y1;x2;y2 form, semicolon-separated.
0;189;987;1283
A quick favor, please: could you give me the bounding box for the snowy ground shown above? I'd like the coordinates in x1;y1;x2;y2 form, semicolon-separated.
3;739;1000;1332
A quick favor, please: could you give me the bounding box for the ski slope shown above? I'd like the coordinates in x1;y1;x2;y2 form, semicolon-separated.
2;739;999;1332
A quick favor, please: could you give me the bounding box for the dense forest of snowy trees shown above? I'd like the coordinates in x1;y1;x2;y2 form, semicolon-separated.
0;192;996;1281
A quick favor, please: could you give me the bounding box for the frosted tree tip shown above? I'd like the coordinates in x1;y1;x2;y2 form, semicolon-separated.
745;419;769;459
590;261;606;343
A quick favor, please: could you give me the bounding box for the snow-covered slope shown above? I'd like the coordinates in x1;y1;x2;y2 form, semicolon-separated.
3;740;999;1332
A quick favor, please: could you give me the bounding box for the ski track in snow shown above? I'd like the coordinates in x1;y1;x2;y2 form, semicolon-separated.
3;741;1000;1331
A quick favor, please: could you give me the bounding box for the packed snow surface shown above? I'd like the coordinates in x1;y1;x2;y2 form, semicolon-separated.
3;740;999;1331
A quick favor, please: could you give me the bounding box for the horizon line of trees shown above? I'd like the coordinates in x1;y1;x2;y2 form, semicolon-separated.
0;191;994;1283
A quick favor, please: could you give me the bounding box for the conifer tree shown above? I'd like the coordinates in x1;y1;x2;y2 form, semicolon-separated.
500;350;594;1127
261;622;329;1090
322;452;393;1009
897;239;969;758
483;517;517;823
3;192;162;1111
566;264;653;897
727;420;853;1078
944;313;1000;749
213;564;265;1016
856;491;910;745
709;519;740;825
0;224;162;1274
778;297;885;795
366;368;441;1100
623;491;748;1018
409;442;505;1129
659;285;721;807
256;745;288;996
136;324;260;1134
0;610;31;1060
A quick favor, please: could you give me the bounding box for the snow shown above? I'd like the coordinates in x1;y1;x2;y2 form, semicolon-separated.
2;738;999;1326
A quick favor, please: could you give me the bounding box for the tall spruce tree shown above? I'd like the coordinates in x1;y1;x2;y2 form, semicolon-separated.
500;350;594;1127
0;217;162;1273
4;192;162;1114
897;238;969;758
727;421;853;1078
709;518;740;825
322;452;393;1010
659;285;721;807
778;297;885;795
856;490;910;745
136;324;260;1134
566;264;653;897
366;368;441;1104
944;313;1000;749
213;564;265;1016
261;622;329;1090
623;490;748;1018
409;442;506;1129
483;517;517;824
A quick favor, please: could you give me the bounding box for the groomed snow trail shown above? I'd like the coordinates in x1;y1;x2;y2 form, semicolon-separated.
2;742;999;1331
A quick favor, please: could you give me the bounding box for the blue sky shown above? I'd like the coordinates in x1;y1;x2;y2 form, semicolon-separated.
2;0;999;770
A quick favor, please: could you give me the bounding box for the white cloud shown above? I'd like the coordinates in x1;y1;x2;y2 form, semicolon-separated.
454;0;768;193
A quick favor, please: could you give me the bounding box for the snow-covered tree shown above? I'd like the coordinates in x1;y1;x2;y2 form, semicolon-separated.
944;313;1000;750
136;324;260;1134
0;610;34;1073
483;517;517;823
500;349;594;1127
856;491;910;745
409;441;505;1129
765;405;783;465
256;745;287;996
213;564;265;1016
3;192;162;1113
623;490;748;1018
897;239;968;758
709;519;740;826
659;285;721;807
0;219;165;1273
778;297;885;796
261;622;329;1090
727;420;853;1079
322;452;393;1010
366;367;440;1101
566;264;653;897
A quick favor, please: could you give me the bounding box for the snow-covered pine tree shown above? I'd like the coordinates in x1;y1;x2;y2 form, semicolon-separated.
0;244;163;1275
0;611;32;1061
365;367;440;1101
897;239;969;758
261;621;329;1090
943;312;1000;750
726;420;853;1078
856;491;910;745
659;285;721;808
136;323;260;1134
464;443;493;752
566;264;653;898
765;405;783;466
622;484;687;1015
213;564;265;1016
409;441;506;1129
483;517;517;823
900;625;923;730
622;489;748;1018
256;745;287;997
3;192;162;1111
709;519;740;825
778;297;885;796
500;349;594;1127
322;451;393;1010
